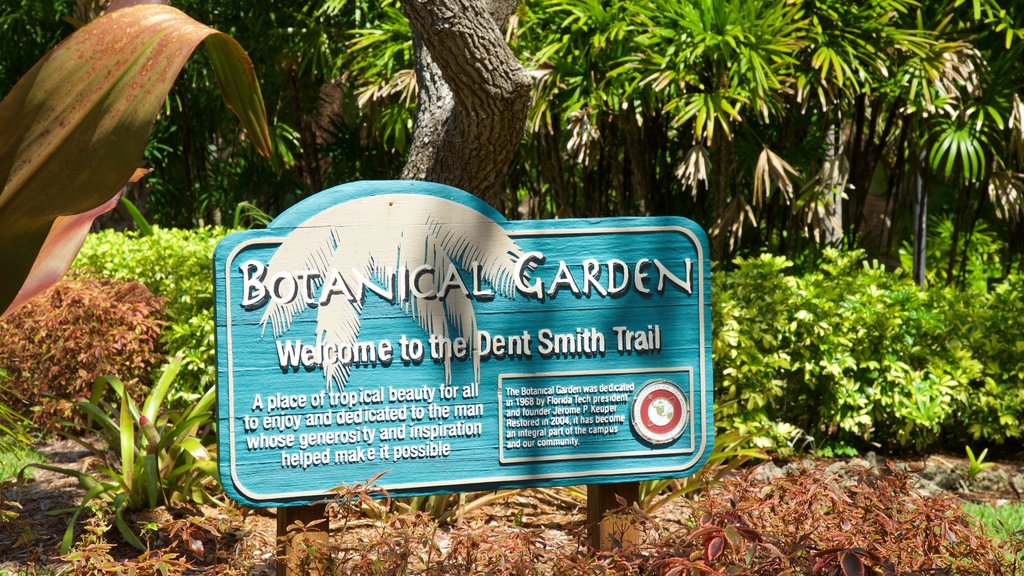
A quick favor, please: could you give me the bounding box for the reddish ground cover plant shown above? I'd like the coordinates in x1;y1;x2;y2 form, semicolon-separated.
0;275;164;429
639;464;1023;575
251;462;1022;575
5;458;1023;574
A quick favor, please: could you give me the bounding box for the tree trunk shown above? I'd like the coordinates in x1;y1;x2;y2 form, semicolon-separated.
710;135;734;262
912;149;928;287
399;0;532;211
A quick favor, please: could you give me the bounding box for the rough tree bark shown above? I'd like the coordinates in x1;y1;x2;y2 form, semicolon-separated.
399;0;532;211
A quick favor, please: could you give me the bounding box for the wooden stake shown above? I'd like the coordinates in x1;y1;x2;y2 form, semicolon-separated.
587;482;640;551
276;503;328;576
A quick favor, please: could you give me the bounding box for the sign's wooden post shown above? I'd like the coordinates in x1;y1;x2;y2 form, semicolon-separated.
587;482;640;550
276;503;328;576
214;180;713;565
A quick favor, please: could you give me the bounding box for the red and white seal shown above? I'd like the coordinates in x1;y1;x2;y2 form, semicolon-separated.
631;379;688;445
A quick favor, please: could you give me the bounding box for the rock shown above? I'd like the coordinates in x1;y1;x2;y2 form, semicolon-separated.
821;458;871;480
918;463;963;491
969;469;1011;493
751;461;787;484
1012;473;1024;496
913;476;946;498
824;461;847;477
864;451;883;469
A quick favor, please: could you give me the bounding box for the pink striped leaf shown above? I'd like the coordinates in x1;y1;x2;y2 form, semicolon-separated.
0;4;271;318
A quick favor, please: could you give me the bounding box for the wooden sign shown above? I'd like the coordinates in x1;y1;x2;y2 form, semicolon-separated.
215;181;713;507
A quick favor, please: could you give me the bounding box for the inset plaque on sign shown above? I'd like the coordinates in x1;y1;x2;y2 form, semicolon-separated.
215;180;713;507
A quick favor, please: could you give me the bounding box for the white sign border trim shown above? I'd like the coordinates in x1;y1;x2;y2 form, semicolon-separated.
222;225;709;501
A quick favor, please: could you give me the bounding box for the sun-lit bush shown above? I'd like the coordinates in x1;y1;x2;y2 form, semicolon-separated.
714;249;1024;454
72;227;229;403
0;275;164;430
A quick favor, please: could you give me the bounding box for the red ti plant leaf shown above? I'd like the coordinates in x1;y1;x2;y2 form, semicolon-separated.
0;4;271;318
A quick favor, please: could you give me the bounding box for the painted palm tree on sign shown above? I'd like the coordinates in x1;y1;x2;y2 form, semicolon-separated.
258;193;526;392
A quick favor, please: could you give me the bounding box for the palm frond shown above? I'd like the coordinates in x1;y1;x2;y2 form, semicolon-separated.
988;171;1024;224
753;146;800;206
792;153;848;245
259;194;525;391
710;195;756;253
675;144;711;199
1009;94;1024;164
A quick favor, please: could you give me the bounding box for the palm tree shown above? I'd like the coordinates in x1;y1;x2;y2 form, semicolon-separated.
629;0;805;259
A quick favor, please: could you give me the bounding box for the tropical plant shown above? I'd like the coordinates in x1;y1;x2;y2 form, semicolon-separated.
899;216;1005;289
0;0;72;96
965;445;995;478
20;359;219;552
342;0;416;155
0;1;270;319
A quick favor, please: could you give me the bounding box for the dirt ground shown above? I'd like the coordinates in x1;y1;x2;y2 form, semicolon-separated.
2;439;1022;574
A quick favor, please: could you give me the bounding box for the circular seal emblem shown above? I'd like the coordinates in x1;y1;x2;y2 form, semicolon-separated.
631;379;688;445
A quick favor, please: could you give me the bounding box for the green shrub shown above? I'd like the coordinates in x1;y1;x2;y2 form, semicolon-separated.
714;248;1024;454
0;276;164;430
935;280;1024;443
72;227;229;401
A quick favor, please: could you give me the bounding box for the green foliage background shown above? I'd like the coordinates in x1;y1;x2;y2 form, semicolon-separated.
5;0;1024;274
65;228;1024;454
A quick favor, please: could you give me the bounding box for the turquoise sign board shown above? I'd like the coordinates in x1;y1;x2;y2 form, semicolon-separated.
215;181;713;507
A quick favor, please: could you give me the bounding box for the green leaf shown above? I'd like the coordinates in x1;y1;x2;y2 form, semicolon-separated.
119;196;153;237
0;5;270;317
142;453;160;509
120;390;135;491
113;492;146;550
20;462;100;492
157;412;212;452
74;400;120;440
142;358;181;425
178;437;210;461
190;385;216;418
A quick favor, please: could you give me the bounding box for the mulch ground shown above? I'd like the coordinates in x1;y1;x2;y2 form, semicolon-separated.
2;439;1022;574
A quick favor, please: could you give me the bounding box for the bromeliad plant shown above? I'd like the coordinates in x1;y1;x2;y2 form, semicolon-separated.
19;359;218;552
